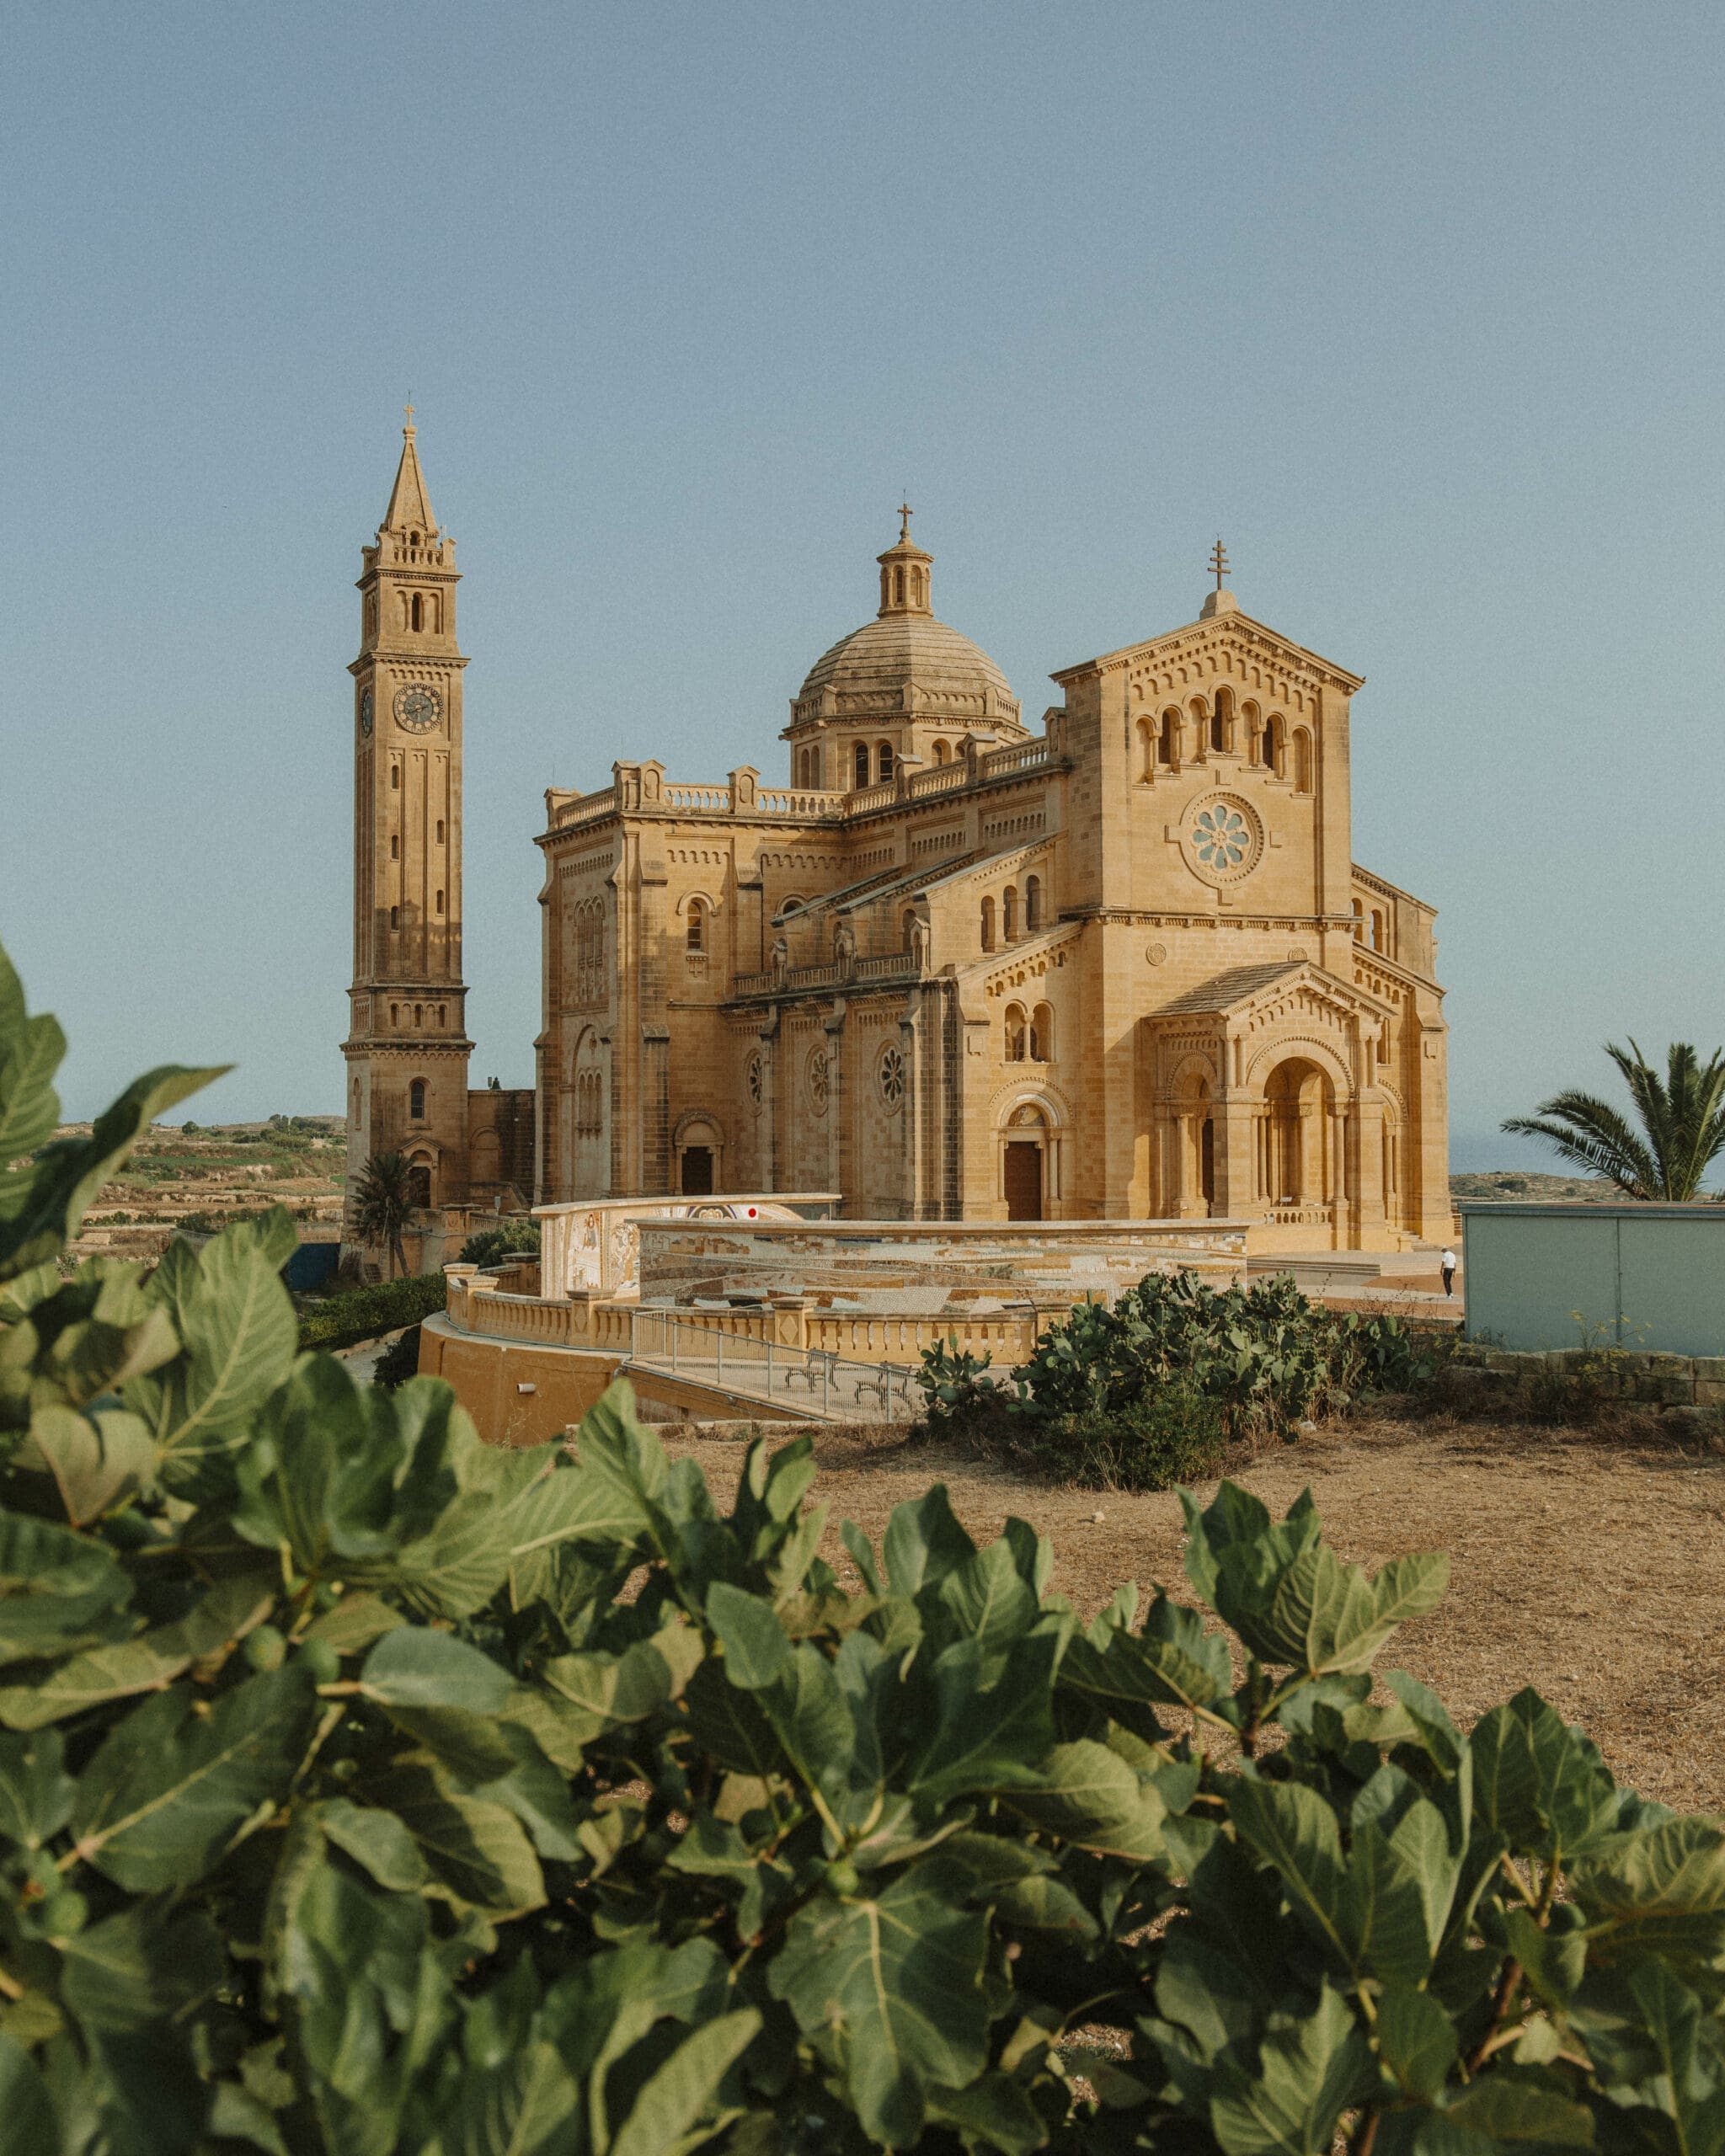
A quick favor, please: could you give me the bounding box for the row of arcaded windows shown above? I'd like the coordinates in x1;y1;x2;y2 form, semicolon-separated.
979;873;1042;953
387;1004;446;1032
574;1069;604;1137
1003;1000;1055;1063
1138;689;1313;792
573;897;605;969
797;736;966;788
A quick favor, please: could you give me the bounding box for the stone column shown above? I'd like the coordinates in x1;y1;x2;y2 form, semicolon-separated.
825;1002;847;1210
899;1007;920;1220
641;1027;670;1195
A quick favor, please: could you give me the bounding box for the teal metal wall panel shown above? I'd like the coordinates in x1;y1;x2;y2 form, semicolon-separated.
1617;1214;1725;1356
1462;1210;1619;1351
1461;1204;1725;1355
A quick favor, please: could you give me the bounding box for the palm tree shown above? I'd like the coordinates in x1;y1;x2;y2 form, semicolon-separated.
352;1150;414;1278
1502;1040;1725;1201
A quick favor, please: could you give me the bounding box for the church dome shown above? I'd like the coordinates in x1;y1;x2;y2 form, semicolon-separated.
788;514;1023;733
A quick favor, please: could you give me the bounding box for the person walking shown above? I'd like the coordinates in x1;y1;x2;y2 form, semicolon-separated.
1440;1246;1458;1297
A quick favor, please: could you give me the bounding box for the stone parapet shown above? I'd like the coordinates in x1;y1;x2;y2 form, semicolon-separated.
631;1215;1247;1308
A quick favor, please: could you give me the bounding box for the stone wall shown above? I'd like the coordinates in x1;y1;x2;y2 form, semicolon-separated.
633;1216;1247;1307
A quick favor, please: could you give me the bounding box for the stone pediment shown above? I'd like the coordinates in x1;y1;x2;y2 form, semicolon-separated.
1150;960;1392;1035
1053;609;1364;701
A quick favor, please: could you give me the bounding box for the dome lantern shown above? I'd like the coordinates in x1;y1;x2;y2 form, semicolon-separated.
877;502;933;618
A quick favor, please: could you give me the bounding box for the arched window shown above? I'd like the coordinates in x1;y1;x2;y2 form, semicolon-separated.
1263;716;1283;775
1030;1001;1054;1061
390;835;398;860
1210;691;1227;753
414;1005;422;1025
391;765;400;791
390;1004;399;1026
437;1005;446;1025
411;594;423;632
877;741;894;783
1158;711;1177;766
435;819;444;842
409;1079;426;1119
435;889;444;916
1002;886;1017;940
933;739;950;766
686;898;707;953
853;742;870;788
894;567;905;605
1370;908;1386;952
390;905;399;930
1024;875;1042;931
980;897;995;952
1004;1003;1028;1061
1353;899;1366;941
1293;728;1313;792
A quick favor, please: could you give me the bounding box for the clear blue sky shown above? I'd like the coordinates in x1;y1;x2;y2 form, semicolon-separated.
3;3;1721;1169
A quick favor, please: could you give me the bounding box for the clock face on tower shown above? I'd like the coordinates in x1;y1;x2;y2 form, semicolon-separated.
359;690;373;738
393;683;443;734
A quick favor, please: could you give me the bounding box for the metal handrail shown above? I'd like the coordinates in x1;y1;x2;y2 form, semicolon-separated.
622;1308;919;1422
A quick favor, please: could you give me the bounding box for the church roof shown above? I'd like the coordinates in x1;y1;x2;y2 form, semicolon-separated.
382;421;437;536
1152;959;1393;1022
1151;963;1307;1017
795;611;1015;710
790;513;1023;729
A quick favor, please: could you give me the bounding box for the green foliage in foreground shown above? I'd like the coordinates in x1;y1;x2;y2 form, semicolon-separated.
296;1272;448;1353
920;1271;1433;1470
7;940;1725;2153
458;1217;542;1268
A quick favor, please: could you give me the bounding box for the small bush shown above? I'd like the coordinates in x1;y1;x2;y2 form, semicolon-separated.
1034;1384;1227;1490
295;1271;446;1352
458;1217;541;1267
371;1321;422;1389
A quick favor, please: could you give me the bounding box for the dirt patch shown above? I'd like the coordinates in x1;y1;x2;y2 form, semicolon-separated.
661;1415;1725;1812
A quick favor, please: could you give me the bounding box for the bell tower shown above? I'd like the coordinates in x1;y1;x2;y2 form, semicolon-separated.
342;412;472;1232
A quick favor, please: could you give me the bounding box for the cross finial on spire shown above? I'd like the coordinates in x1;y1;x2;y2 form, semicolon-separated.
899;499;912;542
403;400;415;431
1209;537;1230;591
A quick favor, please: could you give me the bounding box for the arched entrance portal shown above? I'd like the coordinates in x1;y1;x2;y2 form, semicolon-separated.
1261;1056;1340;1211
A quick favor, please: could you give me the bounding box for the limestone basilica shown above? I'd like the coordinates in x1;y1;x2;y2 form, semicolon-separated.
345;424;1449;1251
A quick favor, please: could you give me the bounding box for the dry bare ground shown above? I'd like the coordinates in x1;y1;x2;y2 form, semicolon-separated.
661;1415;1725;1812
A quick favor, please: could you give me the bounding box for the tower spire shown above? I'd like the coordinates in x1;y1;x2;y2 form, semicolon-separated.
382;408;437;536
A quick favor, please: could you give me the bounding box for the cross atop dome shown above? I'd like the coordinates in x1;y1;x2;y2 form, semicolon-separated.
876;504;932;617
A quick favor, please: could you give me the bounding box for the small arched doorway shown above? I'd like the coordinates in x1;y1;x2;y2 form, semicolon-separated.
676;1116;723;1196
1002;1101;1048;1220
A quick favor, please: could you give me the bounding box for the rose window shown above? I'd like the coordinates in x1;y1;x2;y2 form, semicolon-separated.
1183;792;1263;883
806;1045;829;1114
745;1052;764;1110
879;1043;905;1110
1191;803;1251;868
